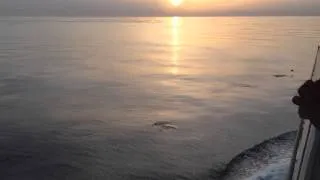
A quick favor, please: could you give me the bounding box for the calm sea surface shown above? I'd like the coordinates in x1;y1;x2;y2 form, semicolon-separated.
0;17;319;180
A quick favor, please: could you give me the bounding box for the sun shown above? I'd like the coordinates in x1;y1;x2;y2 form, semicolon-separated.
170;0;183;7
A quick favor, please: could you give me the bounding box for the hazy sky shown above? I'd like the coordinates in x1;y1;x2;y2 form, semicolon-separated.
0;0;319;16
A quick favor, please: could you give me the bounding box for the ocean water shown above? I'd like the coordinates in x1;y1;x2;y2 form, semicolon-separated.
0;16;319;180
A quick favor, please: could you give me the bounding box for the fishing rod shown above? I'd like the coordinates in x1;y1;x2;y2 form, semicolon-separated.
288;46;320;180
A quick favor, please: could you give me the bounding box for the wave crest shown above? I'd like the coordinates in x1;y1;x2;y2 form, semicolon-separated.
212;131;297;180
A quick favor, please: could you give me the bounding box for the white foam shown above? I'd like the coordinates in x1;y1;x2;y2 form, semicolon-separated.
245;158;291;180
220;131;296;180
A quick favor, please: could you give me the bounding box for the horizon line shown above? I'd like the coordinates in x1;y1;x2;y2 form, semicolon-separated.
1;14;320;18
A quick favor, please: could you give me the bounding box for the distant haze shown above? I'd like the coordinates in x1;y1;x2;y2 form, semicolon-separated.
0;0;319;16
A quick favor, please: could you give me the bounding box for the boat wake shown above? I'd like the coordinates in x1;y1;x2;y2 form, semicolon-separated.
212;131;297;180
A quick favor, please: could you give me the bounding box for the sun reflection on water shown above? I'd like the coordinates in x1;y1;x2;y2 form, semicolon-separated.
170;16;181;75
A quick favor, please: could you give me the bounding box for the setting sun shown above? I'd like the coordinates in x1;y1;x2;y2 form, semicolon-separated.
170;0;183;7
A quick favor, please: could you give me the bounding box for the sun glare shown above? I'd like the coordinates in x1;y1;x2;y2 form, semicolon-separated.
170;0;183;7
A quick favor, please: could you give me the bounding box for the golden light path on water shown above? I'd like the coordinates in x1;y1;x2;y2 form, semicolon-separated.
171;16;181;75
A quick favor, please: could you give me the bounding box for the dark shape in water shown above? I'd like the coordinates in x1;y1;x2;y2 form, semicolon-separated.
273;74;287;78
234;83;257;88
152;121;178;130
152;121;172;126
